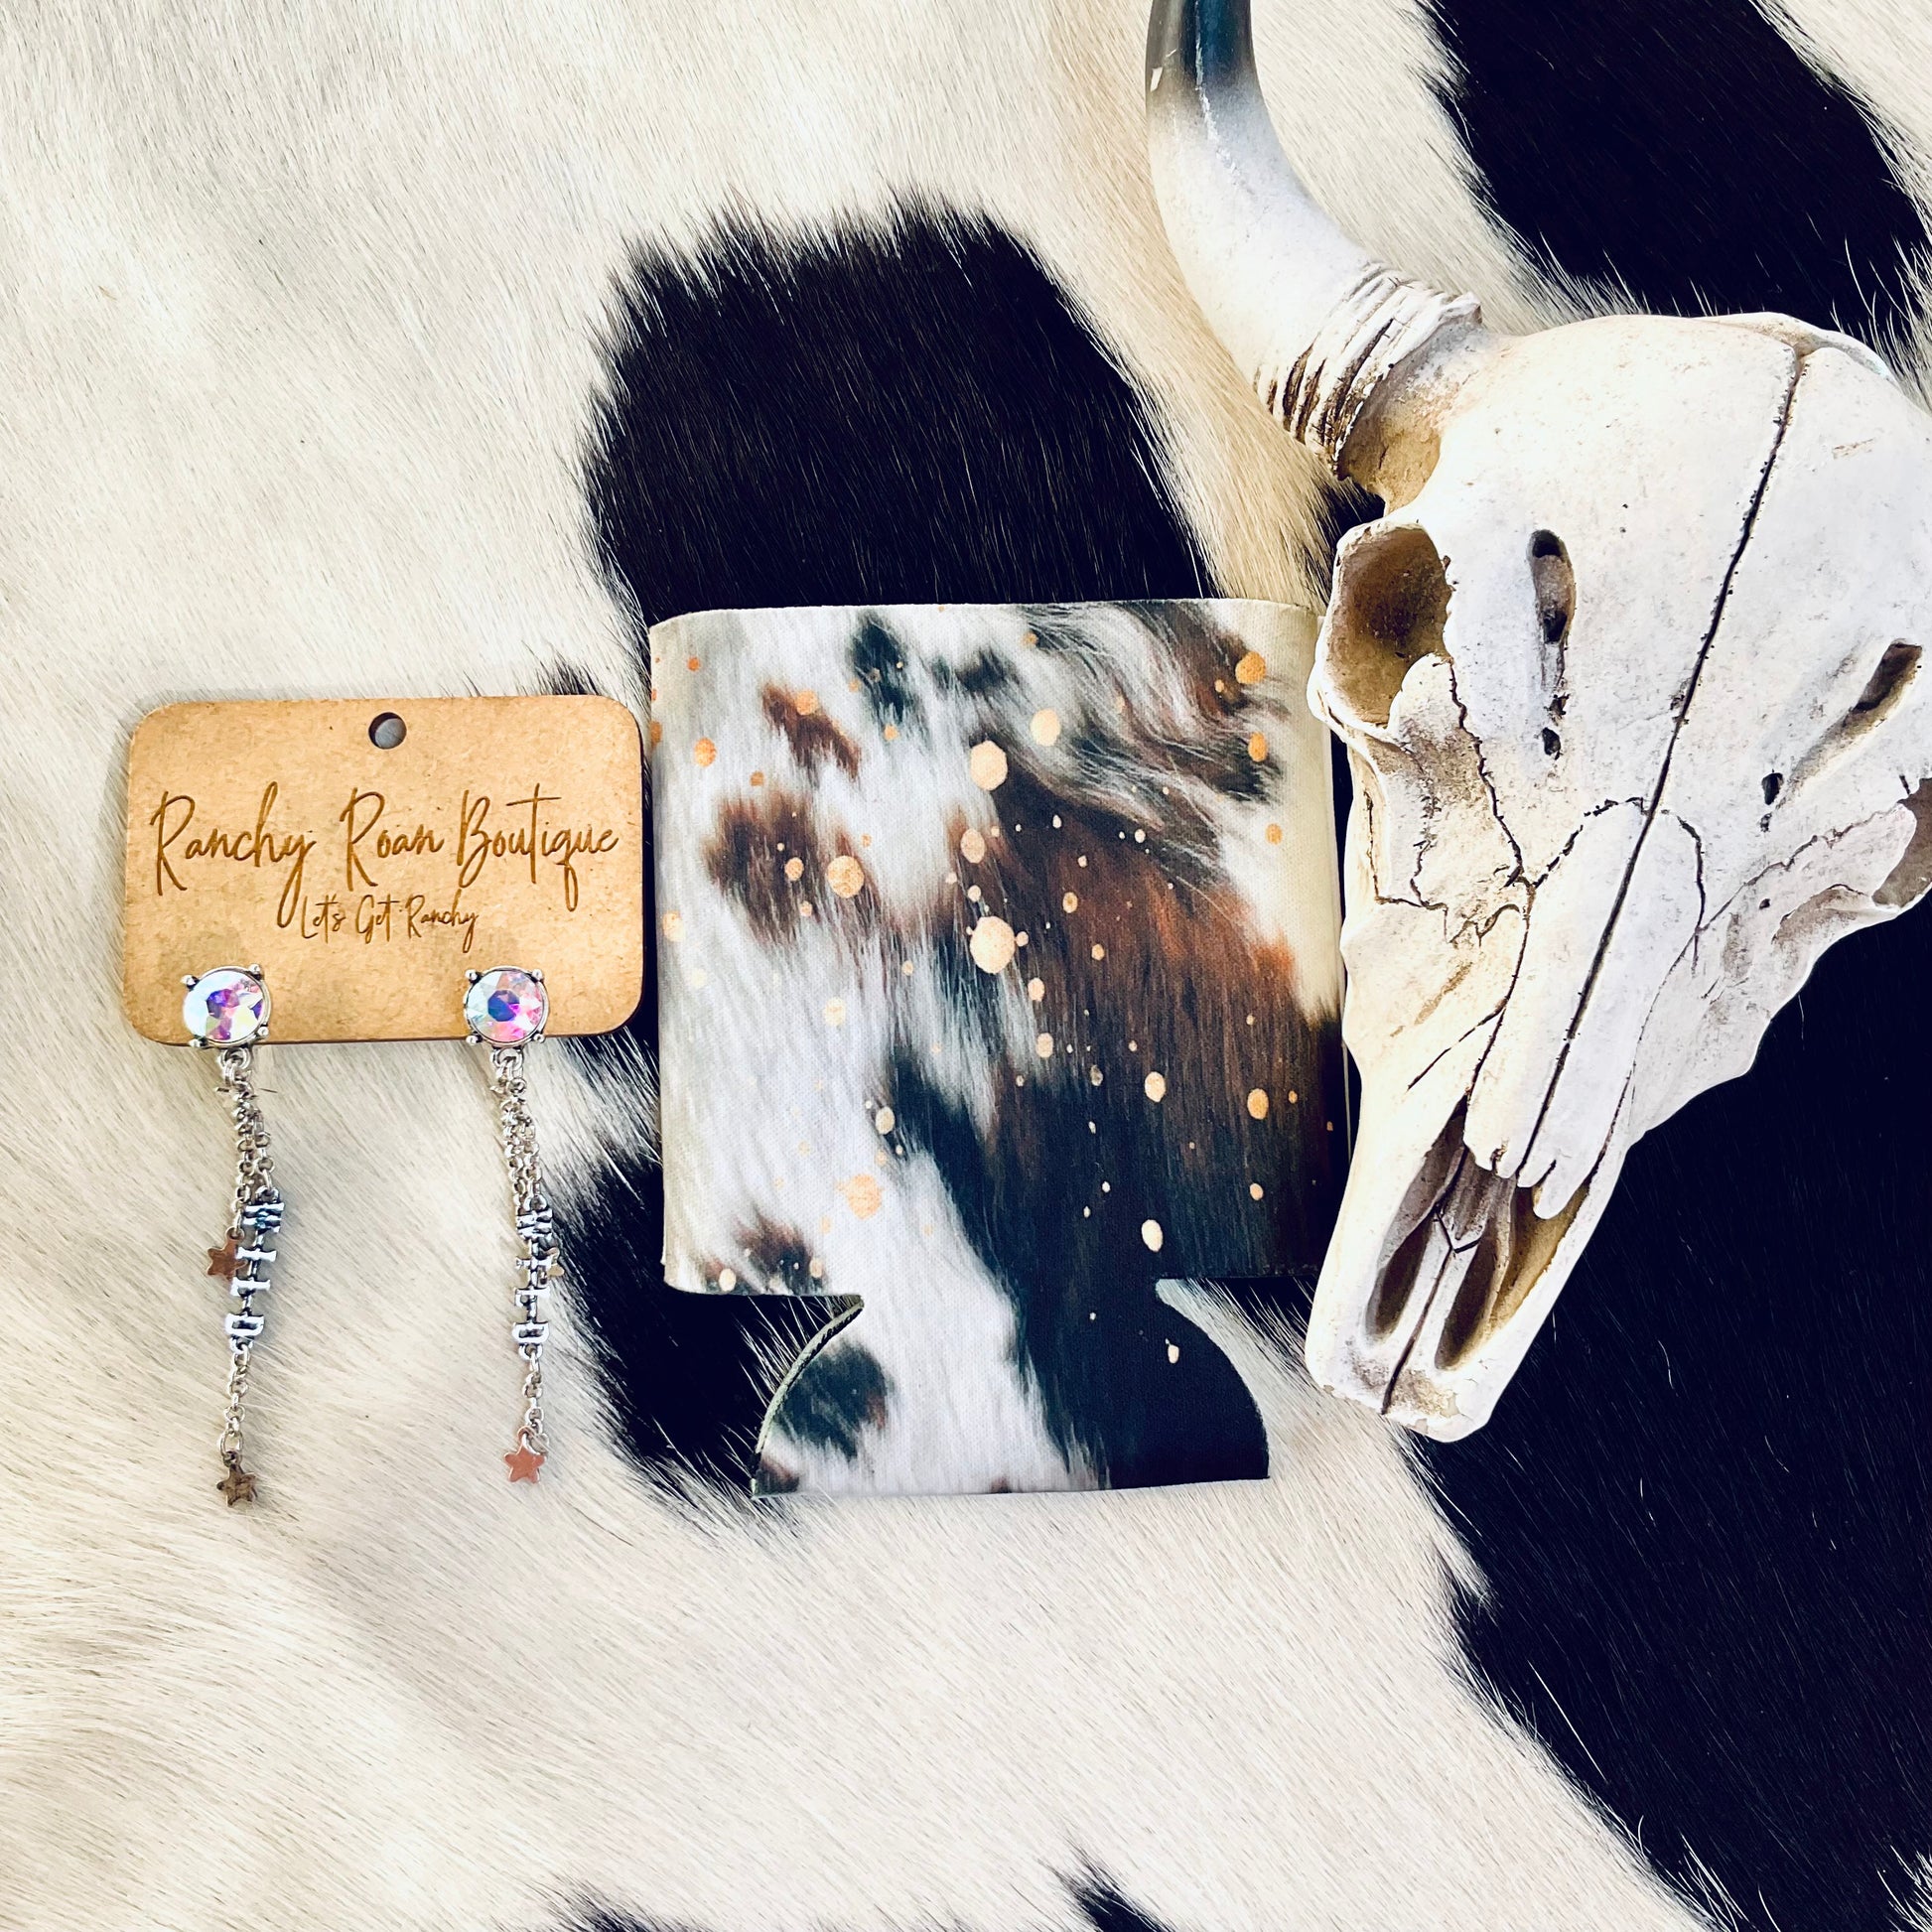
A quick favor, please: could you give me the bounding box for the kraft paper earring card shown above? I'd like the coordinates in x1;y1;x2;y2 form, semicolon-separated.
650;600;1347;1496
123;696;644;1043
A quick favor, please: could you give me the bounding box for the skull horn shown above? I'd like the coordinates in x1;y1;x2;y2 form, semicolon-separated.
1145;0;1485;490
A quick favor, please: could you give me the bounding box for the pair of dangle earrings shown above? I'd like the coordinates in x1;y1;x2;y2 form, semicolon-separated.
181;963;560;1505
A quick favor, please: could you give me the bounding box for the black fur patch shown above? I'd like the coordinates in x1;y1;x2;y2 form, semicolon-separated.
574;207;1214;1491
1423;903;1932;1930
1428;0;1932;348
850;615;926;739
776;1341;894;1460
586;210;1209;621
553;1869;1173;1932
1065;1871;1176;1932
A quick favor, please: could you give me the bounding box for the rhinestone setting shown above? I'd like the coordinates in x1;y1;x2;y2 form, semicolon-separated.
183;967;270;1046
465;966;547;1045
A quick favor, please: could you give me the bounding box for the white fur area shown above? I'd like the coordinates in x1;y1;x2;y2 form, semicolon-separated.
0;2;1727;1927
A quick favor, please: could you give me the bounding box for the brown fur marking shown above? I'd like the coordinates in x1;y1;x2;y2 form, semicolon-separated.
762;683;861;777
738;1212;818;1292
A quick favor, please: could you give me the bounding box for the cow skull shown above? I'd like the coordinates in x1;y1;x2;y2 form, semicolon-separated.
1148;0;1932;1436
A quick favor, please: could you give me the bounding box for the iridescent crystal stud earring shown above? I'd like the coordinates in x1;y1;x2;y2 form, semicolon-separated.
182;966;284;1507
465;967;559;1483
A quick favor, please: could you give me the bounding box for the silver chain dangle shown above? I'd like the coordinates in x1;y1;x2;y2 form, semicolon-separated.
488;1044;558;1480
465;965;558;1482
182;965;282;1508
211;1045;284;1504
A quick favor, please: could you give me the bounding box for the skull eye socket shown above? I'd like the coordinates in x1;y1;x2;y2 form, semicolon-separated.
1323;523;1450;729
1781;638;1922;802
1851;639;1920;725
1528;530;1573;646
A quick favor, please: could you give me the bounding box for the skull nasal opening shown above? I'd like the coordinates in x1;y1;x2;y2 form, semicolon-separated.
1324;523;1451;728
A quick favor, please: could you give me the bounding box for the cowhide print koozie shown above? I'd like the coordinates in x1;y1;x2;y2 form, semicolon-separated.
651;600;1347;1496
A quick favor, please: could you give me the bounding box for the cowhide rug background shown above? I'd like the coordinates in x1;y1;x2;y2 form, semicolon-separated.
3;2;1926;1928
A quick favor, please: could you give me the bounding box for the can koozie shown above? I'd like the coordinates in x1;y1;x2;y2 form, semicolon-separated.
651;600;1346;1494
